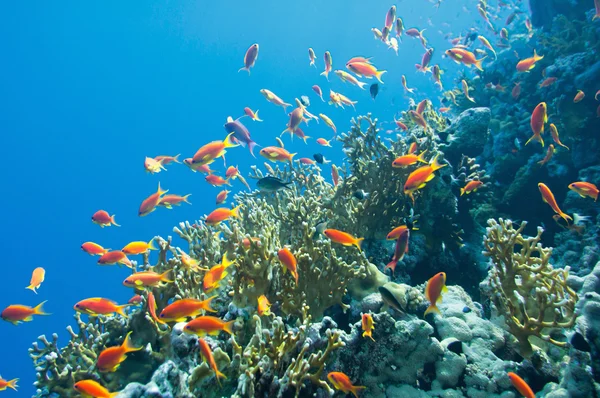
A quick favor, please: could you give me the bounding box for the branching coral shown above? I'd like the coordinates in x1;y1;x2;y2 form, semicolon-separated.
482;218;578;357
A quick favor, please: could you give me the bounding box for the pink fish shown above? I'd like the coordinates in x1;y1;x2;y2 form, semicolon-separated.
239;43;259;74
312;85;324;102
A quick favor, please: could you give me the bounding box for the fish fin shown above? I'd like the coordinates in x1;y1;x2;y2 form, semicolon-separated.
6;379;18;391
148;238;158;251
157;182;168;197
355;237;364;252
116;304;131;317
561;212;573;224
173;154;181;163
23;316;33;322
33;300;50;316
183;194;192;204
247;140;259;158
161;269;174;283
208;330;221;336
375;70;387;84
460;188;465;196
474;56;487;71
442;285;449;293
111;214;121;227
237;66;249;74
430;154;447;172
231;204;243;219
424;305;441;316
25;285;38;294
202;295;218;312
417;150;428;163
351;386;367;398
425;173;436;182
223;320;235;335
122;331;143;353
223;132;239;148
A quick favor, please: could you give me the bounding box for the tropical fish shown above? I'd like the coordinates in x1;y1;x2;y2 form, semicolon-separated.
281;107;304;137
345;56;372;65
538;144;555;166
548;124;569;150
203;254;235;292
139;182;168;217
123;270;174;290
408;142;418;154
332;164;340;186
512;82;521;100
299;157;316;165
158;194;192;208
381;26;390;43
477;35;497;59
224;117;258;157
395;18;403;38
260;89;291;113
193;133;238;166
278;247;298;284
416;48;434;73
385;228;410;274
257;176;292;192
241;237;262;250
308;47;316;67
526;102;547;146
98;250;132;268
183;316;235;336
26;267;45;294
147;292;166;325
313;153;330;164
159;296;217;322
177;248;207;273
92;210;120;227
335;70;367;89
319;113;337;134
184;159;214;173
205;205;243;225
507;372;534;398
346;62;386;83
323;229;364;251
312;85;324;101
0;377;18;392
408;110;428;132
432;65;443;90
198;338;227;386
516;49;544;72
216;189;229;204
154;154;180;165
321;51;333;80
243;107;262;122
445;48;486;71
361;313;375;341
416;99;429;115
392;151;428;168
401;75;415;94
81;242;109;256
1;301;49;325
424;272;447;316
74;297;130;317
257;295;271;316
539;77;557;88
260;146;296;163
128;295;143;305
574;90;585;103
370;83;378;100
403;155;447;202
388;37;399;55
462;80;475;102
371;27;383;40
384;5;396;30
238;43;259;74
538;183;572;223
460;180;484;195
73;380;118;398
206;174;231;187
395;118;408;131
327;372;366;398
568;182;599;201
122;240;157;256
97;331;142;372
144;156;166;174
405;28;425;38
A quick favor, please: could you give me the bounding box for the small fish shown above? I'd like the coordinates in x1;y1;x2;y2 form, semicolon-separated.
432;65;443;90
460;180;484;195
445;48;486;71
401;75;415;94
335;70;367;89
224;117;258;157
395;118;408;131
516;49;544;72
198;338;227;386
73;380;117;398
500;28;509;41
321;51;333;80
257;176;292;192
0;377;18;392
332;164;340;186
361;313;375;341
416;99;429;115
308;47;316;67
81;242;110;256
206;174;231;187
512;82;521;100
238;43;259;74
538;183;572;223
183;316;235;336
216;189;230;204
404;155;447;202
243;107;262;122
477;35;497;59
574;90;585;103
424;272;447;316
184;159;214;173
327;372;366;398
26;267;45;294
260;89;292;113
549;124;569;150
312;85;324;101
408;142;418;154
408;110;428;131
568;182;599;201
346;62;386;83
123;270;174;290
395;17;404;38
370;83;379;100
241;237;262;250
324;229;364;251
122;239;157;255
260;146;296;164
319;113;337;134
385;229;410;274
462;80;475;102
144;157;166;174
337;93;358;110
154;154;180;165
128;295;143;305
352;190;369;200
159;194;192;208
392;151;428;168
314;221;328;238
139;182;168;217
1;301;49;325
507;372;534;398
278;247;299;284
317;137;332;147
74;297;131;316
159;296;217;322
416;48;434;73
97;331;142;372
313;153;330;164
538;144;556;165
345;56;372;65
385;5;396;30
177;248;207;273
257;295;272;316
300;95;310;107
147;291;166;325
203;254;235;292
205;205;243;225
372;27;383;40
526;102;547;146
92;210;120;227
539;77;557;88
98;250;132;269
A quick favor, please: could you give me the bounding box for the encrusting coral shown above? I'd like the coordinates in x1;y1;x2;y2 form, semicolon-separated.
481;218;578;357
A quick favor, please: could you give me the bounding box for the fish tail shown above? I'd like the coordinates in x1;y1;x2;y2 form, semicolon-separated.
182;194;192;204
460;188;465;196
215;368;227;383
289;153;297;163
594;13;599;21
33;300;50;316
560;212;573;224
122;331;143;353
351;386;367;398
247;140;259;158
223;320;235;335
111;214;121;227
355;237;365;252
533;49;544;61
148;238;158;251
116;304;131;317
375;70;387;84
231;204;243;219
203;295;218;312
160;269;174;283
384;260;396;274
223;132;239;149
6;379;18;391
157;182;168;197
25;284;38;294
237;66;249;74
172;154;181;163
254;110;263;122
357;81;367;90
525;133;544;147
474;56;487;71
417;150;428;163
282;103;292;113
424;304;441;316
430;154;447;172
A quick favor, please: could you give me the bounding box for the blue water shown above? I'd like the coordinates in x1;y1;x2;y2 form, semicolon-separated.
1;1;496;395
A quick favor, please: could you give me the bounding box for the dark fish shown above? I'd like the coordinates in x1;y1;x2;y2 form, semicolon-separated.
313;153;325;164
256;176;292;192
353;190;370;200
462;306;472;313
570;332;591;352
300;95;310;107
370;83;379;100
313;220;328;238
447;340;463;355
224;117;259;157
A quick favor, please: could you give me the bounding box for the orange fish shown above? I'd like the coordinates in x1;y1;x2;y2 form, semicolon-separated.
385;228;409;274
216;189;230;204
281;107;304;136
323;229;364;251
205;174;231;187
507;372;534;398
424;272;447;316
92;210;120;227
257;295;272;316
526;102;547;146
327;372;366;398
332;164;340;187
439;107;450;113
144;156;166;174
239;43;259;74
198;338;227;386
386;225;409;240
122;239;157;255
123;270;174;290
139;182;168;217
74;297;130;317
538;183;572;223
177;248;207;272
403;155;447;202
277;247;299;284
203;254;235;292
416;99;429;115
445;48;486;71
184;159;214;173
346;62;386;83
260;89;292;112
97;331;142;372
260;146;296;163
317;138;332;147
538;144;555;165
244;107;262;122
0;377;18;392
98;250;133;269
81;242;110;256
1;301;49;325
408;142;417;154
299;157;316;165
573;90;585;103
205;205;242;226
154;154;180;165
159;296;217;322
147;292;166;325
549;124;569;150
225;166;239;179
192;133;238;166
512;82;521;100
460;180;484;195
392;151;428;167
361;313;375;341
395;118;408;131
568;181;599;201
26;267;45;294
73;380;117;398
128;295;143;305
516;49;543;72
158;194;192;208
183;316;235;336
539;77;557;88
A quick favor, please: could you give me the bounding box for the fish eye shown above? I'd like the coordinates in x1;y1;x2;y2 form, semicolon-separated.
159;313;165;318
75;304;80;308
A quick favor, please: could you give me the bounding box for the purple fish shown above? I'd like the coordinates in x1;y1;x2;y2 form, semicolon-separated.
224;117;259;157
238;43;259;75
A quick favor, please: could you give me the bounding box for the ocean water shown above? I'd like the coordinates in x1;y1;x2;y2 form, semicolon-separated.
3;0;600;397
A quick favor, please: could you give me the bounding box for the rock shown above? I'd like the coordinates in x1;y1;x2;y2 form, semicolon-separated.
441;107;491;162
